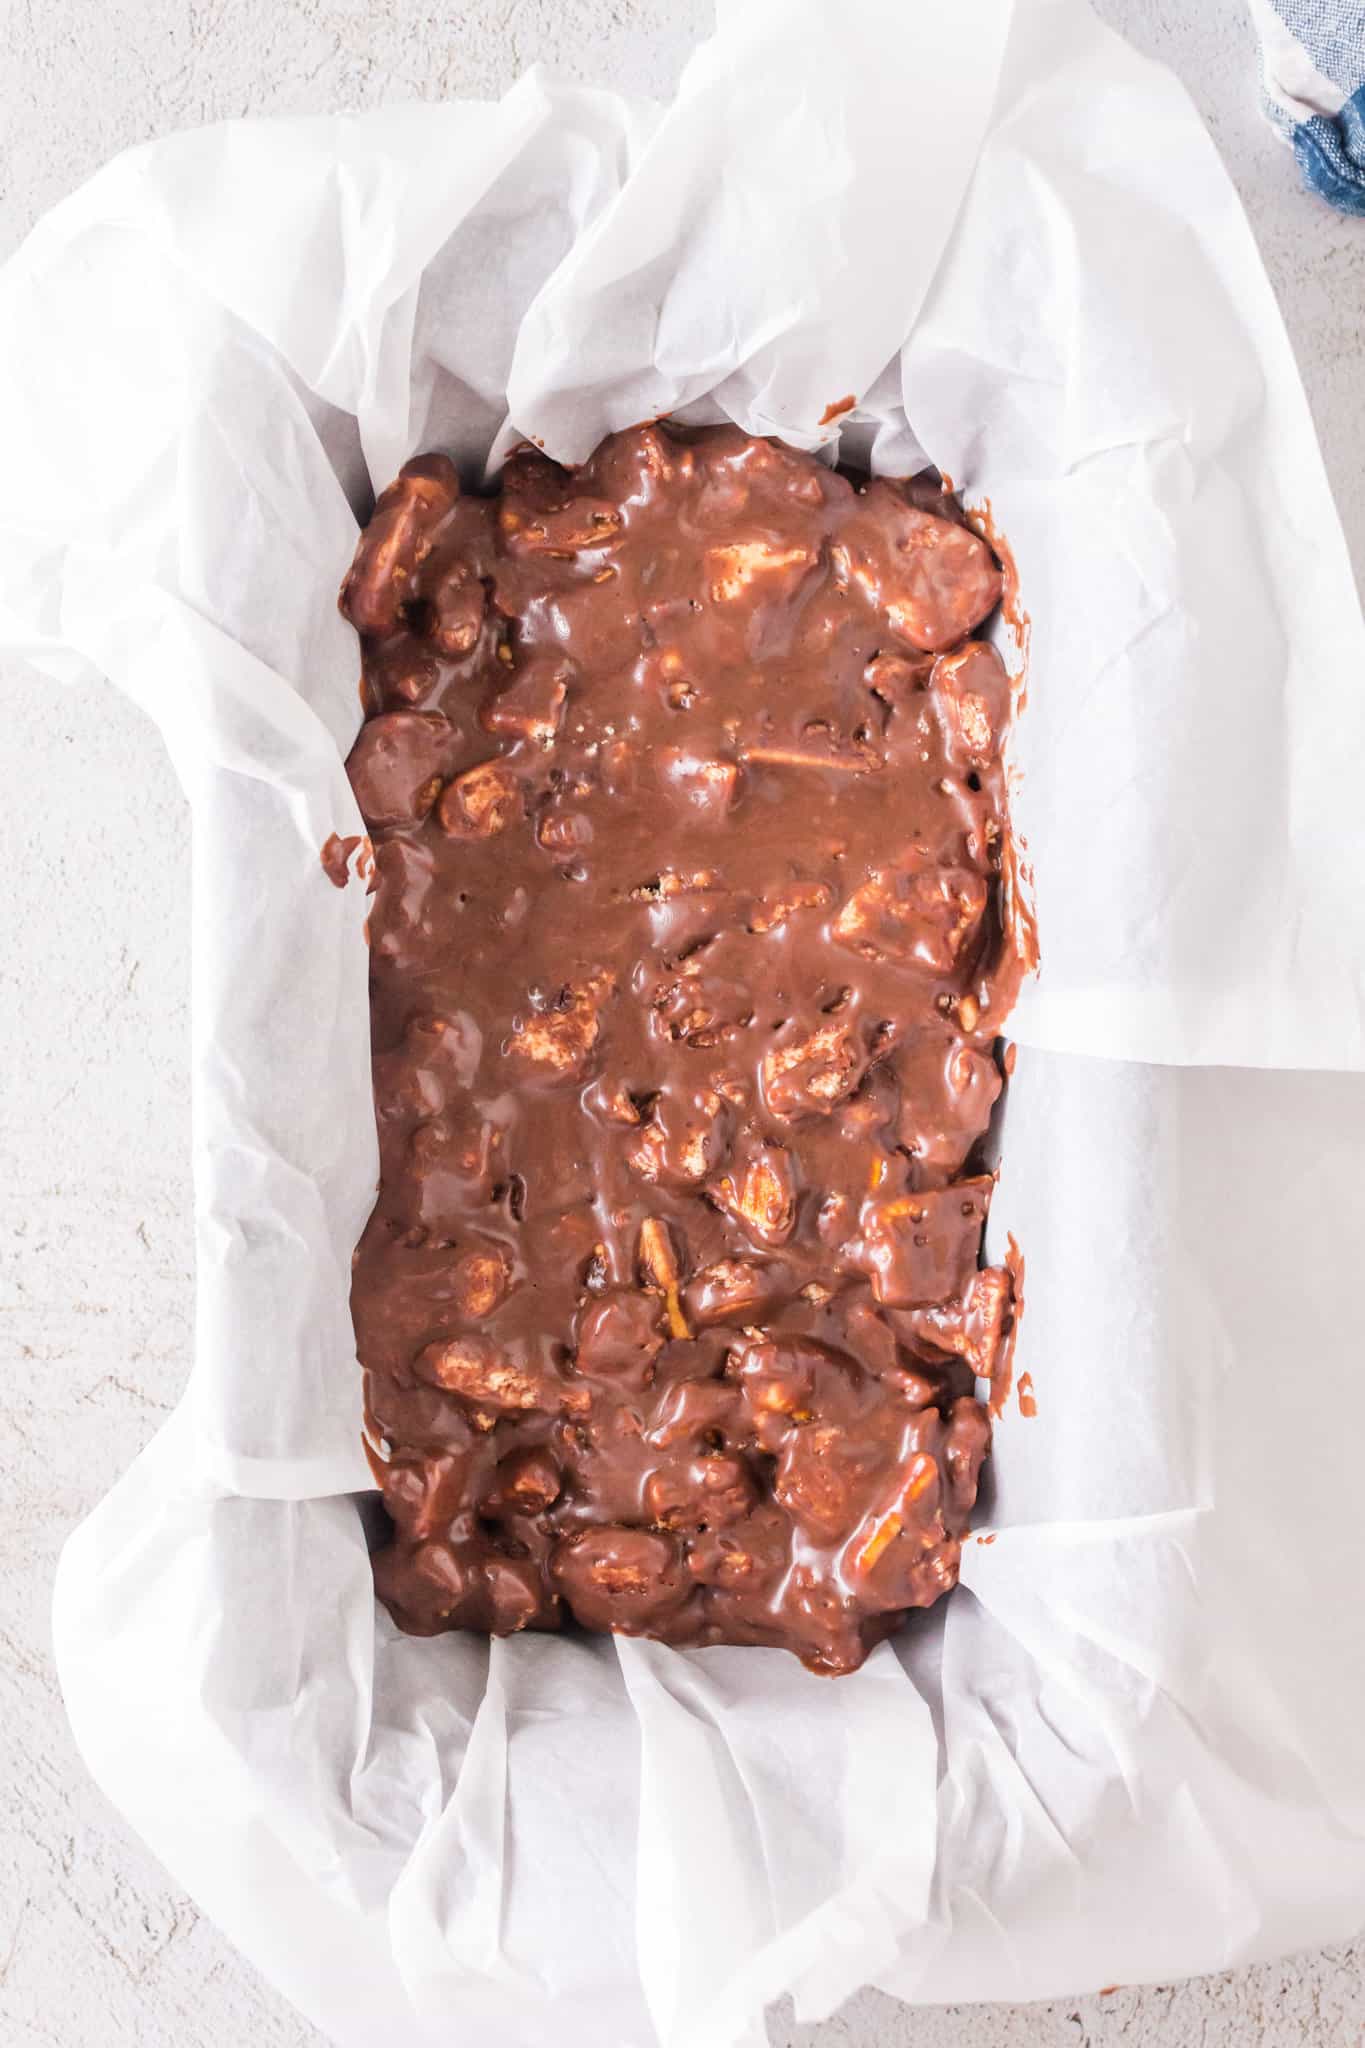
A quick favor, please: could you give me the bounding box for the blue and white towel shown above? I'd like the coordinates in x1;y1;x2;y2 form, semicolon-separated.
1250;0;1365;213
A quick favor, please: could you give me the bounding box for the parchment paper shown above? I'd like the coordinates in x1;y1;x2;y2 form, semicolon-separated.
2;2;1363;2043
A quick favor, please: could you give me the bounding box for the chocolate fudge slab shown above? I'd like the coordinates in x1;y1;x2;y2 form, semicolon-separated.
339;423;1024;1675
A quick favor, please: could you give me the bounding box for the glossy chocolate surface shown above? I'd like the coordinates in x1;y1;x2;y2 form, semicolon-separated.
340;423;1025;1674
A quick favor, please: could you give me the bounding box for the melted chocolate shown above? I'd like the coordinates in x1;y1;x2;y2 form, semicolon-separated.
340;423;1025;1675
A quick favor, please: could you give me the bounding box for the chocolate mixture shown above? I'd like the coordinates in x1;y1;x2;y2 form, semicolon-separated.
339;423;1027;1675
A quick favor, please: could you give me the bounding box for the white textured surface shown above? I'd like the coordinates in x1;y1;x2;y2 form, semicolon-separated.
1;2;1362;2043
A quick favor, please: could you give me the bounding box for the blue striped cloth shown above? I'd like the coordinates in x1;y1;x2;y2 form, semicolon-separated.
1251;0;1365;213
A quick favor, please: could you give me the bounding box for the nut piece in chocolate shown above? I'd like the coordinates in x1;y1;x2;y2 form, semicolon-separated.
343;421;1026;1676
